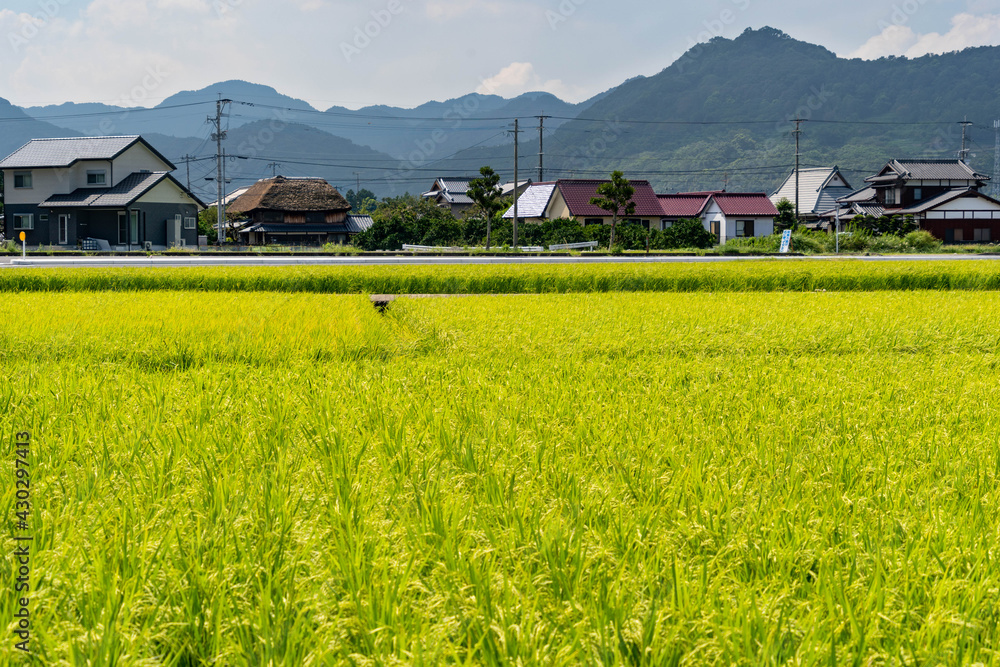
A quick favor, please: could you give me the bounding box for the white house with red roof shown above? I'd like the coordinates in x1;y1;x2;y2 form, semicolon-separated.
504;179;665;229
659;191;778;243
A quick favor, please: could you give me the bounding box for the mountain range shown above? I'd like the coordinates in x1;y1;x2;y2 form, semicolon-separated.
4;27;1000;201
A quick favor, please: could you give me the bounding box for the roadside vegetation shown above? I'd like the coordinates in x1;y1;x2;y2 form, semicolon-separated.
3;260;1000;294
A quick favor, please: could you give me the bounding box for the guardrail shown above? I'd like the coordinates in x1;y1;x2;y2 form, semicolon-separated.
402;245;464;252
548;241;600;251
518;246;545;252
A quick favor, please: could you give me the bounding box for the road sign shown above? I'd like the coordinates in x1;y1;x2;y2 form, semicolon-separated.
19;232;25;242
779;230;792;254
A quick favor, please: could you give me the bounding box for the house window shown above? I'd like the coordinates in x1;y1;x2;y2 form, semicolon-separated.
661;219;673;230
736;220;755;237
13;172;32;189
885;189;897;206
584;218;603;226
184;216;196;230
710;220;720;242
118;212;128;244
974;228;992;242
58;214;69;245
912;187;922;201
39;214;49;223
13;214;33;230
87;171;107;186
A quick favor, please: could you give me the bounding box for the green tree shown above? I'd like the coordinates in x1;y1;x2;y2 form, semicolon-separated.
467;166;503;250
589;171;635;249
354;195;462;250
345;188;377;214
774;197;797;232
662;218;716;249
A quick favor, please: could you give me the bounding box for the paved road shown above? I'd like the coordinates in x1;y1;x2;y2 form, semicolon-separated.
3;254;998;268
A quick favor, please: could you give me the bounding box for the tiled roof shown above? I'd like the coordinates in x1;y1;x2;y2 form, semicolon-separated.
657;194;711;217
898;188;1000;214
42;171;177;208
346;214;374;234
501;180;531;196
557;179;663;217
503;183;557;219
838;186;877;203
867;159;989;183
440;179;471;194
713;193;779;216
852;203;886;217
770;167;854;216
0;136;174;170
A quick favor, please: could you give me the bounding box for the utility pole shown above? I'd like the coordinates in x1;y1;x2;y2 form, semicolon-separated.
537;115;549;182
267;162;281;178
209;98;231;247
959;118;973;162
993;120;1000;200
793;119;803;220
354;172;362;193
512;118;521;247
182;154;193;191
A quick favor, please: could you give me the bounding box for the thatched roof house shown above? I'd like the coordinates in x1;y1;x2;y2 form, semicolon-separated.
229;176;350;219
229;176;355;245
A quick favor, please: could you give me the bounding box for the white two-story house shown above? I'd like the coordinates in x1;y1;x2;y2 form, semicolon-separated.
1;135;205;249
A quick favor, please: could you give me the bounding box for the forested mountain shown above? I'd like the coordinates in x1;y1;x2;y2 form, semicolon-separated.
6;27;1000;198
429;28;1000;195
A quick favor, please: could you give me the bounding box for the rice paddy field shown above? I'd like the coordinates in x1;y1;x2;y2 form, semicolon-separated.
2;261;1000;665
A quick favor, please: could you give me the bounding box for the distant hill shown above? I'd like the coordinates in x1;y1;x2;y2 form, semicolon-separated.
10;29;1000;199
141;121;404;204
25;80;318;139
22;82;594;164
0;97;83;160
426;28;1000;195
320;91;590;156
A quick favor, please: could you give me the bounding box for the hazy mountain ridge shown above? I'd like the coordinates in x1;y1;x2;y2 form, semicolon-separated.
6;28;1000;199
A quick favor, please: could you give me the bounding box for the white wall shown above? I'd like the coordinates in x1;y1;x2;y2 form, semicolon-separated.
3;142;173;204
114;143;172;181
138;180;201;207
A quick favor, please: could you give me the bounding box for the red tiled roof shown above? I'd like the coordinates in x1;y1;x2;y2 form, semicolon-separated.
712;193;779;216
557;179;664;217
658;194;711;217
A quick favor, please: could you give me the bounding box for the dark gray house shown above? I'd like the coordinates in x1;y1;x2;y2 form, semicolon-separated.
1;135;205;249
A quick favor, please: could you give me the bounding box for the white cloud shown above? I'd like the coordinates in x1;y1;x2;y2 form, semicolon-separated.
477;62;589;102
850;12;1000;59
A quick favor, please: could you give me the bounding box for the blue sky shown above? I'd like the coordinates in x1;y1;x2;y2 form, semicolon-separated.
1;0;996;109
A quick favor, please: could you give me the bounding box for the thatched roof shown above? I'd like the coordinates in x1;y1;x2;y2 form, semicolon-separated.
228;176;351;214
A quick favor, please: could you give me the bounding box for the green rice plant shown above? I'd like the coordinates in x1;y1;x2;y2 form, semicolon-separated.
3;260;1000;295
1;291;1000;664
